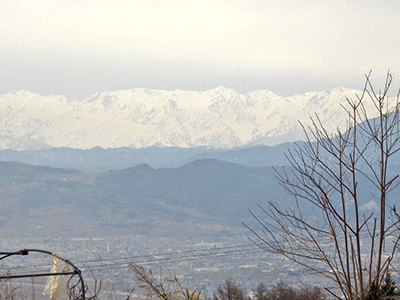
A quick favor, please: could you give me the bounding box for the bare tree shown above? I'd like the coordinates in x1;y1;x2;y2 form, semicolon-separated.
252;282;268;300
252;281;326;300
246;71;400;300
128;262;202;300
213;280;246;300
262;281;296;300
0;272;24;300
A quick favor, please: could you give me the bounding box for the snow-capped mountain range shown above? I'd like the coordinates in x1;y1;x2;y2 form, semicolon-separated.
0;86;391;150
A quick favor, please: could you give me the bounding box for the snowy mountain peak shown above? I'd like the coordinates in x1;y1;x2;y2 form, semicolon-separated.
0;86;391;150
205;86;240;97
8;90;40;97
208;85;234;92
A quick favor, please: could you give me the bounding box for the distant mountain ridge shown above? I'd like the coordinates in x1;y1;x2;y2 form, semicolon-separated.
0;87;391;150
0;144;296;171
0;159;391;238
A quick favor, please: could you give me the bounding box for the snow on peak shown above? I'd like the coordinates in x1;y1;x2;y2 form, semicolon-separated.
208;85;234;92
0;86;388;150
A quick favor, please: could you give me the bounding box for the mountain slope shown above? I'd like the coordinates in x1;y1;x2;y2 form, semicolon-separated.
0;144;295;171
0;87;392;150
1;159;394;238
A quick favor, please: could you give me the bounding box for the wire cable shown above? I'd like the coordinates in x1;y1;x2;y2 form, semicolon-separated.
0;243;258;272
1;246;263;276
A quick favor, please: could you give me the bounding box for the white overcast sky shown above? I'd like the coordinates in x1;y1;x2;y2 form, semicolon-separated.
1;0;399;99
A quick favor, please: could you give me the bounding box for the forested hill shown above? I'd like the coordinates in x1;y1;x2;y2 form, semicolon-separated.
0;159;391;239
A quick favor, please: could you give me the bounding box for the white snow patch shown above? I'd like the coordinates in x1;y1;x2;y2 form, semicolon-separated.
0;87;396;150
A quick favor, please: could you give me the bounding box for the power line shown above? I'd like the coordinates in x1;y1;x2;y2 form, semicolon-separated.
0;231;383;275
0;244;262;275
0;231;381;274
0;243;259;272
77;249;262;272
81;247;262;270
76;243;256;264
2;247;262;277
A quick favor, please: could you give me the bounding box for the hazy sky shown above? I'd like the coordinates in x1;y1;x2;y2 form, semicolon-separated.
1;0;399;99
